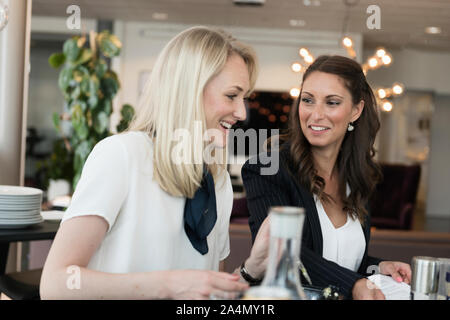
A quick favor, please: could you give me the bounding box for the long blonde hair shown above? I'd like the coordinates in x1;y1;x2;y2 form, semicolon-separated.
129;26;258;198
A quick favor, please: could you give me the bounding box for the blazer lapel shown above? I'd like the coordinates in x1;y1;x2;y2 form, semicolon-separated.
279;146;323;255
289;172;323;255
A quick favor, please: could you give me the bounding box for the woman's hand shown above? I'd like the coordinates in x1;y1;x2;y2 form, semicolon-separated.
243;215;271;279
166;270;249;300
352;278;385;300
379;261;412;284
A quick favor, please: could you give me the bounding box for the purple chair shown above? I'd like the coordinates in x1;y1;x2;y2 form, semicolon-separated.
230;197;250;224
369;163;421;230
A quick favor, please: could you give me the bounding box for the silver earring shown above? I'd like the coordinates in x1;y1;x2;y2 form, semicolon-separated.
348;122;354;132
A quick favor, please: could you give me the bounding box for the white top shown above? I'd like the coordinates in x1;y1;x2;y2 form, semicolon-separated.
314;190;366;272
61;131;232;274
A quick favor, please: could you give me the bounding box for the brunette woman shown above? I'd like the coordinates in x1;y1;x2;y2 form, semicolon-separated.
241;55;411;300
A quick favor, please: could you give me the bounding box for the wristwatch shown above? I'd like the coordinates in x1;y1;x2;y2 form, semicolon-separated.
240;261;262;285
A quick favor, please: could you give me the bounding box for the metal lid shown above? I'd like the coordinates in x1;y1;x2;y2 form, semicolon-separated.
411;256;440;293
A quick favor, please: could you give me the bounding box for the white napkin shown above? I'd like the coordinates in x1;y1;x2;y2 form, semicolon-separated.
41;210;64;222
368;274;411;300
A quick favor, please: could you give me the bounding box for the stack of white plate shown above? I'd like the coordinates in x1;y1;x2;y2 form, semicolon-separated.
0;185;44;229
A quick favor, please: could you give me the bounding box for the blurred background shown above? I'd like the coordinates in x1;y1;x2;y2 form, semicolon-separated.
0;0;449;277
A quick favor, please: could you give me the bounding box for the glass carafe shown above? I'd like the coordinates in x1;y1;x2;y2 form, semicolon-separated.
243;206;306;300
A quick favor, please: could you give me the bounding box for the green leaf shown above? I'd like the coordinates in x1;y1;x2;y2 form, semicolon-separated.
71;100;87;113
58;66;73;92
87;75;100;108
71;104;89;140
63;38;81;62
70;85;81;100
74;120;89;140
120;104;135;121
98;31;122;58
48;53;66;68
95;59;108;78
89;74;100;92
80;74;90;93
73;48;93;66
101;71;119;98
52;112;60;130
72;66;89;83
94;111;109;134
74;141;91;168
117;104;135;133
71;103;83;123
72;138;96;190
102;99;112;115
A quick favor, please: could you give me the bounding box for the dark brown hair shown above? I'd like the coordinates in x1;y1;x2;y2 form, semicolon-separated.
284;55;382;224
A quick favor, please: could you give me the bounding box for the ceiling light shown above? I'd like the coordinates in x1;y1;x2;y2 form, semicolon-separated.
289;19;306;27
152;12;168;20
342;37;353;48
304;55;314;64
382;54;392;65
382;101;393;112
299;48;309;57
376;48;386;58
291;63;302;72
425;26;441;34
392;83;404;95
368;57;378;68
290;88;300;98
377;89;386;99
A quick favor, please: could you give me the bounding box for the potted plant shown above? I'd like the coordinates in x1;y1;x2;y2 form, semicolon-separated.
38;30;135;194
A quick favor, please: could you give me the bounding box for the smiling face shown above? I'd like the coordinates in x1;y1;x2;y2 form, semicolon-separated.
203;53;250;148
299;71;364;152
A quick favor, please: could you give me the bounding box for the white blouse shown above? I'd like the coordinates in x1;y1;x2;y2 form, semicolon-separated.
61;131;232;274
314;191;366;272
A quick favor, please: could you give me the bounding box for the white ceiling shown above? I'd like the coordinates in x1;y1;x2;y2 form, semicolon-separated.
32;0;450;52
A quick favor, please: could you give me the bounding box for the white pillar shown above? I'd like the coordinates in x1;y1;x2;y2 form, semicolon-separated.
0;0;32;186
0;0;32;274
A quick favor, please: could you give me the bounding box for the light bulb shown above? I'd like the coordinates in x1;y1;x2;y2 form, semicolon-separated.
291;63;302;73
299;48;309;57
425;26;441;34
376;48;386;58
290;88;300;98
368;57;379;68
342;37;353;48
392;83;403;95
382;54;392;65
378;89;387;99
382;101;393;112
304;55;314;64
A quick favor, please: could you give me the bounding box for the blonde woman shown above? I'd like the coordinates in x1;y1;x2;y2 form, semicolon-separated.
40;26;269;299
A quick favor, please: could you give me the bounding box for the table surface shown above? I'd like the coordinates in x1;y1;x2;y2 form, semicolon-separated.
0;221;59;242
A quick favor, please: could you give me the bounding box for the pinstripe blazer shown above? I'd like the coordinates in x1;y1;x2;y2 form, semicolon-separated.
241;145;383;299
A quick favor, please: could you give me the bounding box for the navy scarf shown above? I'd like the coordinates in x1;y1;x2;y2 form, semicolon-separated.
184;172;217;255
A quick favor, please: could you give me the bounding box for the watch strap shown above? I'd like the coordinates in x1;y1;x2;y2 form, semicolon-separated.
240;261;262;285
